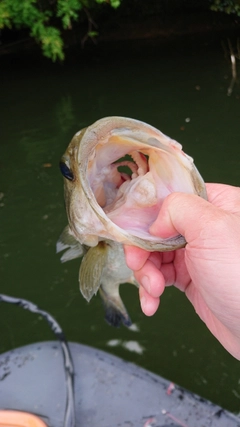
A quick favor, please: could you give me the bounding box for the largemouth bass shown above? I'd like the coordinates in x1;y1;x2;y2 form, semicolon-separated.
57;117;206;327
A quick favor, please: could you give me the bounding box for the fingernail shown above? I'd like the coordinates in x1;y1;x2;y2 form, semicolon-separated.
141;276;151;294
140;295;146;311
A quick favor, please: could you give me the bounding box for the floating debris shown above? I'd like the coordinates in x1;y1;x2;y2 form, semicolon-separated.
106;339;144;354
122;340;145;354
128;323;140;332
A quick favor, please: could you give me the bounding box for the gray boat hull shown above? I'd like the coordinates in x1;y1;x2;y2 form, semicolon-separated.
0;341;239;427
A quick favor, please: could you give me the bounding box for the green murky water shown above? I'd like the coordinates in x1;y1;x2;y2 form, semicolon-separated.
1;37;240;413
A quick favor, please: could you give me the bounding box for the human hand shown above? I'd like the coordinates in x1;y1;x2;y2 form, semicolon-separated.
124;184;240;359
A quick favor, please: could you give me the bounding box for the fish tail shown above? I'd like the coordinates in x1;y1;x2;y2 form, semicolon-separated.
98;287;132;328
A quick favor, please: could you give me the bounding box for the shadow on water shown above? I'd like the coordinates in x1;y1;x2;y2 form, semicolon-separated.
0;33;240;412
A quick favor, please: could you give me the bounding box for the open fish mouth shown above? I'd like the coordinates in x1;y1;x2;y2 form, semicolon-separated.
75;117;206;249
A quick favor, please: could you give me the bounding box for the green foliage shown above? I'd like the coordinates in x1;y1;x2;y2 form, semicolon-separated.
210;0;240;16
0;2;11;28
0;0;121;61
57;0;83;30
87;30;99;37
95;0;121;8
1;0;239;61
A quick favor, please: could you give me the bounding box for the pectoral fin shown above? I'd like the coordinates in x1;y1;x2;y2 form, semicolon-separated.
56;225;84;262
79;242;108;302
99;286;132;328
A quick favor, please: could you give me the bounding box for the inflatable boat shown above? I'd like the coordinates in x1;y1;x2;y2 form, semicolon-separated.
0;294;239;427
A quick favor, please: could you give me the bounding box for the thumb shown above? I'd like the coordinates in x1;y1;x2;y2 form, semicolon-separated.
149;193;219;243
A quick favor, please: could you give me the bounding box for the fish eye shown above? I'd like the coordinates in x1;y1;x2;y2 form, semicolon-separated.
59;161;74;181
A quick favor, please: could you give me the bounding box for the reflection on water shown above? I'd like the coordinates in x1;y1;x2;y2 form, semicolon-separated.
55;96;76;133
0;37;240;413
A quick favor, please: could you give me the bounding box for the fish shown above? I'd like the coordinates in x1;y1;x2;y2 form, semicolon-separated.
57;116;207;327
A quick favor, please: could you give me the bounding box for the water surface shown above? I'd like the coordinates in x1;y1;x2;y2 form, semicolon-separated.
1;36;240;413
